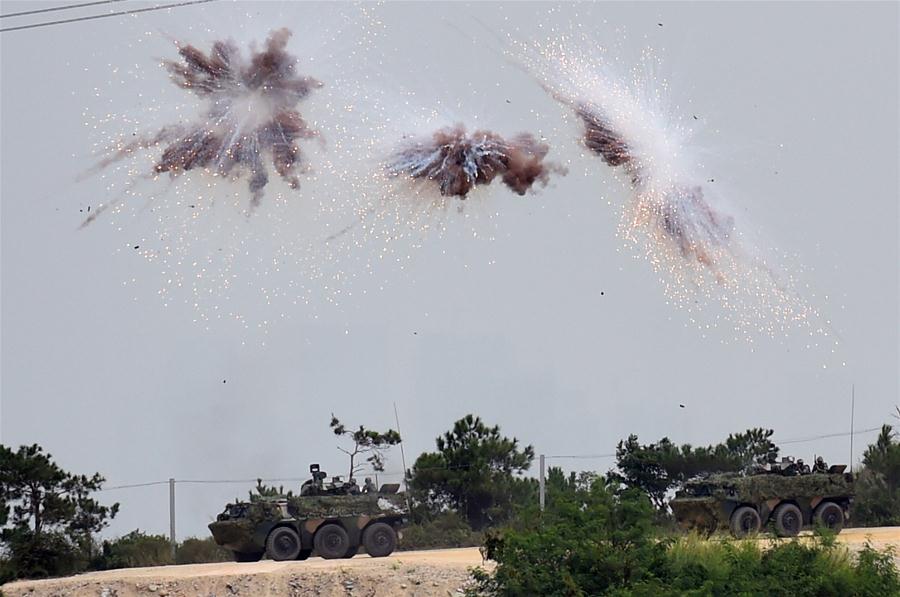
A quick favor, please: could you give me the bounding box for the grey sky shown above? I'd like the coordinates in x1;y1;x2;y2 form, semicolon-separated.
1;1;898;540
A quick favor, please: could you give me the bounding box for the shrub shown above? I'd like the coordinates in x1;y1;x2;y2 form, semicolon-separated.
472;476;900;596
398;512;482;551
95;530;173;570
175;537;230;564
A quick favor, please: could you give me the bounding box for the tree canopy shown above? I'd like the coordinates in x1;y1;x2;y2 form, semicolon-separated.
610;428;779;509
407;414;534;529
853;424;900;526
0;444;119;581
330;414;401;480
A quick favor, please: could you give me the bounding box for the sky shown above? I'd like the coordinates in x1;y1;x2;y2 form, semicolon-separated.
1;1;898;540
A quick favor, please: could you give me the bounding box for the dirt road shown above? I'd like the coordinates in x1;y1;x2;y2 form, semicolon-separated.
2;548;486;597
5;527;899;597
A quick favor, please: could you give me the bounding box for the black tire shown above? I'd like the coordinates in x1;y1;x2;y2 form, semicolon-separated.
363;522;397;558
233;550;263;563
342;544;358;559
814;501;845;533
730;506;762;538
266;526;302;561
773;503;803;537
314;524;350;560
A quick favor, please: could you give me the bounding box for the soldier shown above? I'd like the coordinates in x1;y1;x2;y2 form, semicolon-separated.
796;458;810;475
300;467;327;496
363;477;377;494
812;456;828;474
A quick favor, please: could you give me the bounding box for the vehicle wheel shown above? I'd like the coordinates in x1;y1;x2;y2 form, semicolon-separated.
314;524;350;560
363;522;397;557
342;544;358;559
266;526;302;561
233;550;263;563
814;501;845;533
730;506;761;538
774;503;803;537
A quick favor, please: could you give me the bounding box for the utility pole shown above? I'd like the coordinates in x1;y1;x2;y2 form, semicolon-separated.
539;454;546;512
849;384;856;472
169;478;176;559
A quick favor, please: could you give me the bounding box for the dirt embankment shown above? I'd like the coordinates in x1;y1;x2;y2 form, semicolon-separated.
2;548;487;597
5;528;900;597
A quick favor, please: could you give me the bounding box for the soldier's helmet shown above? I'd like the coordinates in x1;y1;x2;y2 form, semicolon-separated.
816;456;824;464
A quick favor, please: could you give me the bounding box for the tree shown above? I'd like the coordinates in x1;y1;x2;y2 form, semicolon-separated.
473;474;899;596
0;444;119;581
610;428;778;510
474;477;666;595
249;478;293;500
330;414;401;480
853;424;900;526
407;414;534;529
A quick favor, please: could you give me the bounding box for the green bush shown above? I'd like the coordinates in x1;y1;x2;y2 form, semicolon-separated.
95;530;173;570
175;537;231;564
0;531;85;583
472;476;900;597
398;512;482;551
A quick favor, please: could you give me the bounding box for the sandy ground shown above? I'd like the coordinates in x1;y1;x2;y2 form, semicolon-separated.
5;528;900;597
2;548;487;597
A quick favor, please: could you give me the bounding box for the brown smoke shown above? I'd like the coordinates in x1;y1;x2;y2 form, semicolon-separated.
85;28;321;220
155;28;320;206
390;125;564;198
575;104;633;168
570;103;734;268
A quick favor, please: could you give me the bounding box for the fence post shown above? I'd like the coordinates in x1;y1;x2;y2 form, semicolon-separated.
169;478;176;559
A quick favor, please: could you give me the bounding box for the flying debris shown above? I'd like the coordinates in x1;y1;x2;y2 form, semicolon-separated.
87;28;321;221
386;125;564;198
520;39;826;340
572;101;734;272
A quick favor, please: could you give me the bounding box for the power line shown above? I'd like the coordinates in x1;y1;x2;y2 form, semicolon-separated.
779;426;881;446
546;426;884;461
97;480;169;492
1;0;128;19
547;453;616;460
0;0;219;33
178;477;306;485
94;426;887;490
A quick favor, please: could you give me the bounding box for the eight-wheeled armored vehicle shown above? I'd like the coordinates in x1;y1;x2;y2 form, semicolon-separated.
209;464;408;562
670;460;853;538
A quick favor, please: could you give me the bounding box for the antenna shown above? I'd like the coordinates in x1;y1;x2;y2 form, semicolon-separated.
849;384;856;472
393;402;410;492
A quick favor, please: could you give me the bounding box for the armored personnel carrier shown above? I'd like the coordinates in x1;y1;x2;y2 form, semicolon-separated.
670;460;853;538
209;464;408;562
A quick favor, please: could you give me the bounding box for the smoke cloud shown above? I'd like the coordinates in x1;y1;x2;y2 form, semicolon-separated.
386;125;564;198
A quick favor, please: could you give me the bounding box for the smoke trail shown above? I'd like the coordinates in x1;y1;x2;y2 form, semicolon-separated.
386;125;564;198
86;28;321;220
565;99;736;277
521;40;827;339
